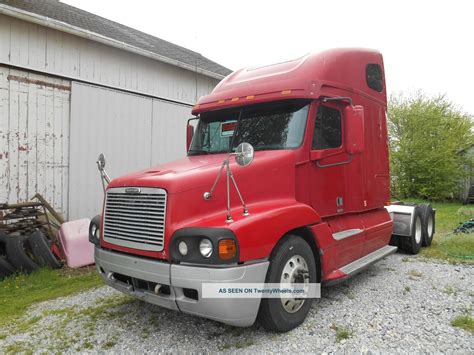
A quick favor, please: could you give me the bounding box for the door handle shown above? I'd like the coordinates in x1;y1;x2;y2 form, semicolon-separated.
316;154;353;168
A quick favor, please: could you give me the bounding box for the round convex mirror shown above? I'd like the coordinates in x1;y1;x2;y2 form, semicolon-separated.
97;153;106;170
235;142;254;167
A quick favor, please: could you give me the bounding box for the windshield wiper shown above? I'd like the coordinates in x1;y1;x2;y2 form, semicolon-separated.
188;149;210;155
188;149;229;156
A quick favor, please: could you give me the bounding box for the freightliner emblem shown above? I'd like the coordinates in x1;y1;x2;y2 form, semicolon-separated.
125;187;141;194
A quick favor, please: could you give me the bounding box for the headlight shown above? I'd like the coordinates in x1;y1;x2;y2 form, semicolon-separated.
178;241;188;256
170;228;239;264
91;224;97;236
93;225;100;240
89;215;101;245
199;238;213;258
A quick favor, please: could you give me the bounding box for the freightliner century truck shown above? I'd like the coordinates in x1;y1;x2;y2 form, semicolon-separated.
89;48;435;332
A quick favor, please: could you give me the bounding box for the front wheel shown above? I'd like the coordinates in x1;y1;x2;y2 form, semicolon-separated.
258;235;317;332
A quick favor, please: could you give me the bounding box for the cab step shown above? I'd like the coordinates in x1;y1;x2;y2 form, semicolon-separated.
324;245;397;285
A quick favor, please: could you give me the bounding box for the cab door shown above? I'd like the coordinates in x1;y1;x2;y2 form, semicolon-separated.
309;103;346;216
309;103;365;268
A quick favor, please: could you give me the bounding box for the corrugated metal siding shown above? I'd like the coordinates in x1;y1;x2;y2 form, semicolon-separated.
0;66;70;215
151;100;191;164
0;14;222;220
0;14;220;105
69;82;191;220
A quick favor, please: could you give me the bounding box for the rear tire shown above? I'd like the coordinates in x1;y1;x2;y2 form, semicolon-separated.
400;207;423;255
5;233;39;273
258;235;317;332
418;204;435;247
27;230;63;269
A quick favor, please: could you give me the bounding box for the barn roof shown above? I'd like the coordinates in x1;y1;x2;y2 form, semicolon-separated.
0;0;232;79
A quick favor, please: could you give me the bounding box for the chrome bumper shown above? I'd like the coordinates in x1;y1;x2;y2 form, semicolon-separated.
95;247;269;327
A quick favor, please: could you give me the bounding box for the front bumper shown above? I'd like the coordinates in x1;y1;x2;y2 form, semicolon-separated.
95;247;269;327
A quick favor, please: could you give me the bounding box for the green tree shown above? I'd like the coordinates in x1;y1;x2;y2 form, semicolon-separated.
388;92;473;200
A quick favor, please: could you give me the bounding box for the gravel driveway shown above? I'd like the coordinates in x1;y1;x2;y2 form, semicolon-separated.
1;253;473;353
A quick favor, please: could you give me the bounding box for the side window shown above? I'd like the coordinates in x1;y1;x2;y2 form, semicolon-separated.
366;63;384;92
312;106;342;150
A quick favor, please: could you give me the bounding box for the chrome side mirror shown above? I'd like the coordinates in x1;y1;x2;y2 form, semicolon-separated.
203;143;255;222
235;142;254;167
97;153;106;171
96;153;111;193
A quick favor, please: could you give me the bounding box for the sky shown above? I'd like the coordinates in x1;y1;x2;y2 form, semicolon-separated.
62;0;474;115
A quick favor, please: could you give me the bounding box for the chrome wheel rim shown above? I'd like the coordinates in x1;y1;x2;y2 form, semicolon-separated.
280;254;309;313
415;216;422;244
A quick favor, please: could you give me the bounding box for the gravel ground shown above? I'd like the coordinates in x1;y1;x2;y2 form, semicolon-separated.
1;253;473;353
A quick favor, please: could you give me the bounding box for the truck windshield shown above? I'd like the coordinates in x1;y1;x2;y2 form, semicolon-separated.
188;99;310;155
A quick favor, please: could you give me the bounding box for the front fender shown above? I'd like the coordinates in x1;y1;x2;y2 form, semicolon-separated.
177;199;321;262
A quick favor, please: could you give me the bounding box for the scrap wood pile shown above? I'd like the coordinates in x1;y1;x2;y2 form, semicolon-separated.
0;194;64;279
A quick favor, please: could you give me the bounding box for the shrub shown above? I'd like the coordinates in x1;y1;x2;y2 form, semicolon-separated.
388;92;473;200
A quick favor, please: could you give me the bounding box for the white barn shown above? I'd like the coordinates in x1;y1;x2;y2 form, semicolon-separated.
0;0;230;219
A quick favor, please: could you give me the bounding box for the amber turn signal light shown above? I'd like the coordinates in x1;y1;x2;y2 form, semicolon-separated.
218;239;237;260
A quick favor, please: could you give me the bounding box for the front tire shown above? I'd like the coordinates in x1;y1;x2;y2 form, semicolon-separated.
258;235;317;332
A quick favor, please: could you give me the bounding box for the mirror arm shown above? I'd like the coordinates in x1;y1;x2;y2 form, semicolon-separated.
321;96;353;106
203;152;250;222
96;159;111;194
203;158;228;200
228;168;249;216
187;116;199;125
101;169;111;185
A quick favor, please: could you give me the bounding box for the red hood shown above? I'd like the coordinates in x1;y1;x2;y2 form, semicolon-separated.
108;151;295;195
103;150;299;259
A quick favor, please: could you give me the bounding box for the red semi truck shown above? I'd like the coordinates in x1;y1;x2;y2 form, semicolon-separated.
89;48;435;332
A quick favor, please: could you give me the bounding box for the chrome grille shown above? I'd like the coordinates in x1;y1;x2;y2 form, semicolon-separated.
103;187;166;251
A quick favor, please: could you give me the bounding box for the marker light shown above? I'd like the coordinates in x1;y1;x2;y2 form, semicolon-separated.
218;239;237;260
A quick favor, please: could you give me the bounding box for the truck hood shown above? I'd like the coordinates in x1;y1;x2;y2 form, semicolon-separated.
108;150;296;196
103;150;299;259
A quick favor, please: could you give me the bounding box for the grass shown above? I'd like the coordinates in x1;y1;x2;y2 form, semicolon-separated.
0;267;102;328
3;341;34;354
402;199;474;264
451;314;474;333
219;325;255;350
330;324;353;342
443;286;458;296
1;294;135;353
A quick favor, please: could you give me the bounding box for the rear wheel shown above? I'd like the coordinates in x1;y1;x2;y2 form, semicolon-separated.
418;204;435;247
258;235;317;332
400;207;423;255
